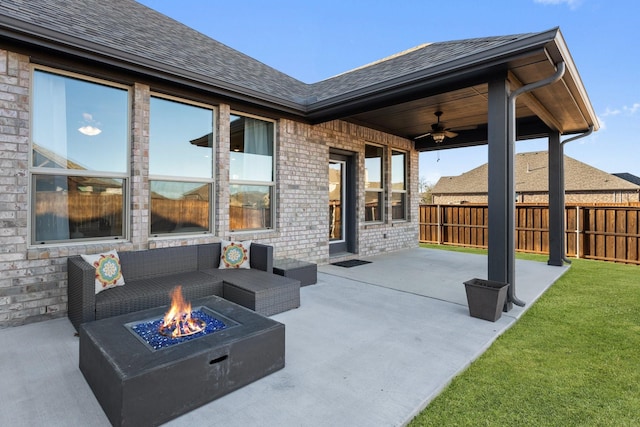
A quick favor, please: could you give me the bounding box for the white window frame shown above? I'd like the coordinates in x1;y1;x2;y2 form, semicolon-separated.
391;149;408;221
148;93;216;237
229;111;276;232
365;143;385;223
29;66;131;245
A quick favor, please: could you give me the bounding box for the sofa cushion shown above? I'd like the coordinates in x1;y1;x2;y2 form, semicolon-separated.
94;271;223;320
219;240;251;269
196;243;221;270
81;250;125;294
119;246;199;281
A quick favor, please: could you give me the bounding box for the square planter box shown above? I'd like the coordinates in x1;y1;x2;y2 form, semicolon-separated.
464;278;510;322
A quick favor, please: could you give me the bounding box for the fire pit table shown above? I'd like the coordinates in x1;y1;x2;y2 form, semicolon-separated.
79;295;285;427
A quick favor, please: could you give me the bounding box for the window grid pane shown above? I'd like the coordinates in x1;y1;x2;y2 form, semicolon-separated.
33;175;124;242
32;70;128;173
150;96;213;178
392;192;406;221
365;190;383;222
150;181;210;235
392;151;407;220
365;144;383;190
230;184;272;230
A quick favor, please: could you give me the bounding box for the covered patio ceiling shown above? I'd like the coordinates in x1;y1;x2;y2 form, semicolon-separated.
304;27;598;151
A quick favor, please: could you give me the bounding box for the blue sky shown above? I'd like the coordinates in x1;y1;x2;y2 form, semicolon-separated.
137;0;640;184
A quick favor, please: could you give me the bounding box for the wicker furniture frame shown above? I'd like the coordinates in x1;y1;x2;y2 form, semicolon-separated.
222;270;300;316
273;258;317;286
67;242;300;331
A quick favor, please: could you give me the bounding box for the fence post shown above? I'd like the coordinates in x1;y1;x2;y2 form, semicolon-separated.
576;205;581;259
437;205;442;244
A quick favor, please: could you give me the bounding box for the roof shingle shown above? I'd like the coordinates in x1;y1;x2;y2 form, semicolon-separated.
0;0;542;109
433;151;640;194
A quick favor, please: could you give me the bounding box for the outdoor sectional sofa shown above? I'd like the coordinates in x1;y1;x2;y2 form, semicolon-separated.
67;242;300;331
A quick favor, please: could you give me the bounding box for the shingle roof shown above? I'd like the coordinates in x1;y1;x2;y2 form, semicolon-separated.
433;151;640;194
308;34;535;103
0;0;308;104
613;173;640;186
0;0;538;109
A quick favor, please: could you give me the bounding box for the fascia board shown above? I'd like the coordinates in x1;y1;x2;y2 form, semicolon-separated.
546;29;600;131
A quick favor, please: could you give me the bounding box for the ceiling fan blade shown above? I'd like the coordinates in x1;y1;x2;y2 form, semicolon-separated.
444;130;458;138
413;132;431;140
450;125;477;131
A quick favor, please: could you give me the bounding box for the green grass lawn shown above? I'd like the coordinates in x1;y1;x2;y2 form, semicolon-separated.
411;244;640;426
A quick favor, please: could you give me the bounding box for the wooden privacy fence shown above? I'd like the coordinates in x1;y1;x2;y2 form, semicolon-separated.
419;204;640;265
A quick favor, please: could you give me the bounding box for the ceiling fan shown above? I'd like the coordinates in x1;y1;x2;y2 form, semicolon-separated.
414;111;458;143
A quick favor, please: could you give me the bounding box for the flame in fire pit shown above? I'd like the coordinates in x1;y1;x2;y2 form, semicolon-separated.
160;286;206;338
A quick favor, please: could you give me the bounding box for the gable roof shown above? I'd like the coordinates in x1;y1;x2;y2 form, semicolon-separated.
308;34;538;103
433;151;640;194
0;0;598;141
0;0;538;106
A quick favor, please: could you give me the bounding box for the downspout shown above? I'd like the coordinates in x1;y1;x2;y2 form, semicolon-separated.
507;60;565;307
559;125;594;264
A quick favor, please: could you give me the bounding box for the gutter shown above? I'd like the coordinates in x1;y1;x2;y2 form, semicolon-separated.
507;60;566;307
561;125;593;145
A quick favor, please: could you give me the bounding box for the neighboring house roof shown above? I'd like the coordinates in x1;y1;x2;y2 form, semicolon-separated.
433;151;640;195
613;173;640;186
0;0;598;142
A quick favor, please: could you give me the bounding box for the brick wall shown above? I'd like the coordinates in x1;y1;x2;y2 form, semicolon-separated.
0;51;69;326
268;119;419;264
0;51;420;328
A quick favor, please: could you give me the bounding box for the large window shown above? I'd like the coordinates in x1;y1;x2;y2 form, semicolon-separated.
365;144;384;222
391;150;407;220
149;96;214;235
229;113;274;231
30;69;129;243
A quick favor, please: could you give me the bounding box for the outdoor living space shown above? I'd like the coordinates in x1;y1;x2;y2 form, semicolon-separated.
0;247;568;427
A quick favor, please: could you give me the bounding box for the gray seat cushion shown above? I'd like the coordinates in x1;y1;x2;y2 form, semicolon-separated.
95;271;223;320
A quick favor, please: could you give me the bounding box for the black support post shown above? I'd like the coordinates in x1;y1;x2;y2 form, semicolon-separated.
548;130;565;266
487;76;514;311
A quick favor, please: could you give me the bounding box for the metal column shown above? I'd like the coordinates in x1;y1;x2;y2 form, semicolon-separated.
487;76;514;311
547;130;565;266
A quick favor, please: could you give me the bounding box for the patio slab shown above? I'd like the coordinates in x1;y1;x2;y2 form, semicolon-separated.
0;248;568;427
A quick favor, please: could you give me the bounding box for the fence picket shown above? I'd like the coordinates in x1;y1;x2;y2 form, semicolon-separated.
419;204;640;265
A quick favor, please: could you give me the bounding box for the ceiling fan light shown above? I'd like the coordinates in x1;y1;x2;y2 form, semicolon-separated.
432;132;446;143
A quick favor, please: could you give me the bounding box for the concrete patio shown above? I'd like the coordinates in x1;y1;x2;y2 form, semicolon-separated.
0;248;568;427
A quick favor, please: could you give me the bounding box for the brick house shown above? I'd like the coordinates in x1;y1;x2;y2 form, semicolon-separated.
0;0;598;327
432;151;640;204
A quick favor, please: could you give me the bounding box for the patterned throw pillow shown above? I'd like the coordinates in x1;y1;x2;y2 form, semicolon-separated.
81;250;126;294
219;240;251;269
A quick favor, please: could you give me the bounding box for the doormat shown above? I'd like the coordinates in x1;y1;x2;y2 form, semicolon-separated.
331;259;372;268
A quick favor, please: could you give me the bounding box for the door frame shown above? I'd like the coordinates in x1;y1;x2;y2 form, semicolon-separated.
329;150;356;256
